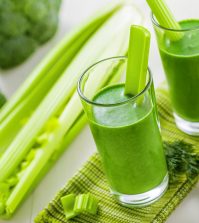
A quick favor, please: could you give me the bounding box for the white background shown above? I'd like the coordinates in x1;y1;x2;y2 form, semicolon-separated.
0;0;199;222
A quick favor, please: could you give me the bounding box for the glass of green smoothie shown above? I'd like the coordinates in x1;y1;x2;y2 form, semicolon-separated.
77;56;168;207
151;0;199;135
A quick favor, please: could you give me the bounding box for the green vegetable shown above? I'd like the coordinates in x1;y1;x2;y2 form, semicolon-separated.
0;3;143;218
0;91;6;109
146;0;183;41
0;0;62;69
61;193;98;220
61;194;77;220
74;194;98;215
164;141;199;182
125;25;150;96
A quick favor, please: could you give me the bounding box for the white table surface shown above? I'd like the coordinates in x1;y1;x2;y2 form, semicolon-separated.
0;0;198;222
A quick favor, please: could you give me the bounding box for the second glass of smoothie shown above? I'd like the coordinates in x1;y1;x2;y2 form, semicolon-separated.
78;57;168;207
152;0;199;135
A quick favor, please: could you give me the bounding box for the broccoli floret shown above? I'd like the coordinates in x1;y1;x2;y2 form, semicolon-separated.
0;0;62;69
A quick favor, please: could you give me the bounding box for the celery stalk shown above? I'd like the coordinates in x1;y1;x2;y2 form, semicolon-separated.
125;26;150;96
147;0;180;28
146;0;183;41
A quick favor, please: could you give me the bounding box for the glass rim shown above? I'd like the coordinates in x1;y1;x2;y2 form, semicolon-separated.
151;13;199;32
77;56;153;107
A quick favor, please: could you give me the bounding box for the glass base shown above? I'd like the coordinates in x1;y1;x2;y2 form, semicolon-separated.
111;173;169;208
174;113;199;136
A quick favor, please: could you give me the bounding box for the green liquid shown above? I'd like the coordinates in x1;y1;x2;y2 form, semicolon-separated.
159;19;199;121
89;84;167;195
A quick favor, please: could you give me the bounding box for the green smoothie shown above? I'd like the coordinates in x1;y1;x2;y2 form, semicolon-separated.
89;84;167;195
159;19;199;122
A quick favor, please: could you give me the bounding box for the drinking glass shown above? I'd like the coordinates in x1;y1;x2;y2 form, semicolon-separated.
77;57;168;207
152;0;199;135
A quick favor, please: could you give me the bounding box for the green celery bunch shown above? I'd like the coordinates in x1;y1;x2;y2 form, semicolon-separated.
0;3;143;218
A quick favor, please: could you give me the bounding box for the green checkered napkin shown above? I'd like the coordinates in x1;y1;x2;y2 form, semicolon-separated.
35;87;199;223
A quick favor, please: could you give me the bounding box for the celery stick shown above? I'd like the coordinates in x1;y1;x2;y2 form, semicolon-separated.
0;3;122;123
0;5;141;182
146;0;183;41
61;194;77;220
74;194;98;214
60;193;98;220
125;26;150;96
